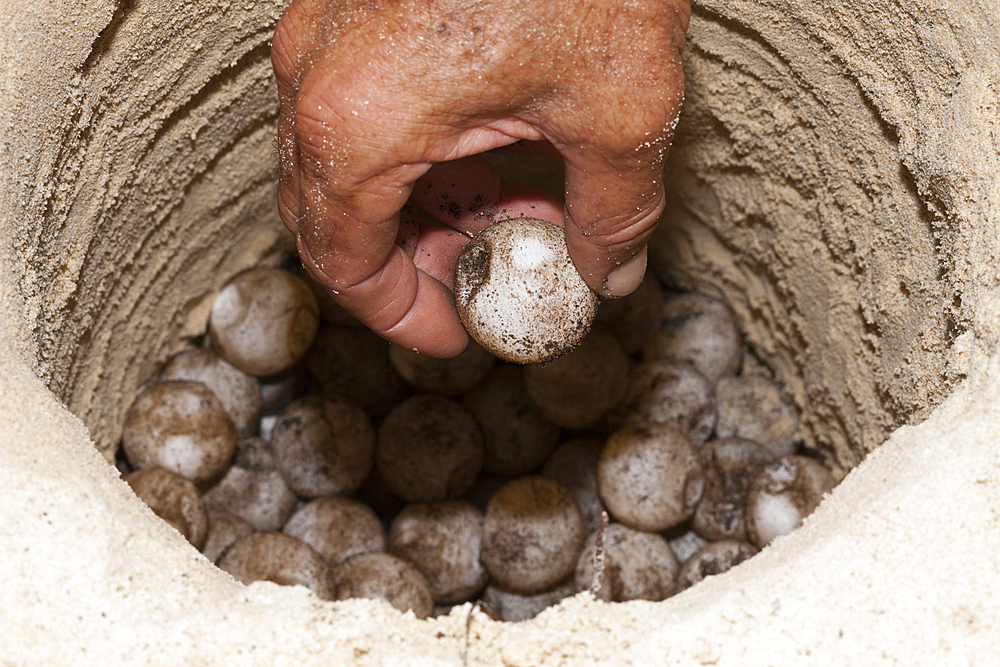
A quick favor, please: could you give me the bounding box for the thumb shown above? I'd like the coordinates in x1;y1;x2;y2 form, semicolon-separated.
561;147;668;298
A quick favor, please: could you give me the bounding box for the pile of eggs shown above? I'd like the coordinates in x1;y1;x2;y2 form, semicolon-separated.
117;258;837;622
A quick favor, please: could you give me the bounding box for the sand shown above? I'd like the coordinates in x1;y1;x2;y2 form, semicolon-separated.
1;0;999;664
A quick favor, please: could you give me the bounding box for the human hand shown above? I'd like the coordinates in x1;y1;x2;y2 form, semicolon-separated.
272;0;691;357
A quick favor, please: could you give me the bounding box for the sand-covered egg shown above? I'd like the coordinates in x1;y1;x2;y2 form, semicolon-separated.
454;218;599;364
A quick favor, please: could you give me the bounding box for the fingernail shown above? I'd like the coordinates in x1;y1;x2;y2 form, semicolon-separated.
604;247;647;297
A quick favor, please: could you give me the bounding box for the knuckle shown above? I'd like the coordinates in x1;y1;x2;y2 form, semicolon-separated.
591;208;661;252
276;187;301;234
292;90;356;183
568;186;665;253
271;8;304;83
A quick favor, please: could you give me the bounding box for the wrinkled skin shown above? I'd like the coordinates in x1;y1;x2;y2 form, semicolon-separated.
272;0;691;357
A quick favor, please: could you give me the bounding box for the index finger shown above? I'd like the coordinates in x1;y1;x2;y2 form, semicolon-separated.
561;140;669;298
292;110;470;358
542;1;689;298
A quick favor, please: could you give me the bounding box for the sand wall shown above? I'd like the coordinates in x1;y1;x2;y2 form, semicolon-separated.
1;0;999;664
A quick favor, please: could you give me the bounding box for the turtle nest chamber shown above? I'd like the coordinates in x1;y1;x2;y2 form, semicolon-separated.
1;0;999;664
